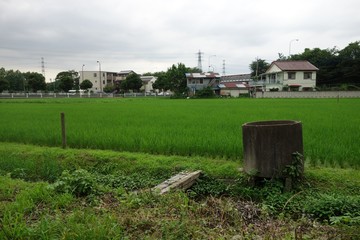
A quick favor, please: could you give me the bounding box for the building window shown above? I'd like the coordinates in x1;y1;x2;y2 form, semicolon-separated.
288;72;296;80
200;79;203;84
304;72;312;79
94;73;97;77
270;74;276;84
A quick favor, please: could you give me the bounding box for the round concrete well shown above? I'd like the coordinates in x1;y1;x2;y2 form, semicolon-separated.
242;120;303;178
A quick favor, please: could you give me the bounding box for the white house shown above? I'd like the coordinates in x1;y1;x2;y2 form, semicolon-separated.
140;76;157;93
261;61;319;91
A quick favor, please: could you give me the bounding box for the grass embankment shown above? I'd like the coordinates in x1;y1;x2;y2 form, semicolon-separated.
1;143;360;239
0;98;359;168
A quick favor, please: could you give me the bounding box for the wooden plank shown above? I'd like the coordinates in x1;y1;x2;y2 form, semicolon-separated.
153;170;202;195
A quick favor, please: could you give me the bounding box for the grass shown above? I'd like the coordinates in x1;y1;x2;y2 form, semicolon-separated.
0;98;360;238
0;143;359;239
0;98;359;168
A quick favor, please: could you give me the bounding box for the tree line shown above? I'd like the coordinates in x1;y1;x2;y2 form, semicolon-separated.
250;41;360;88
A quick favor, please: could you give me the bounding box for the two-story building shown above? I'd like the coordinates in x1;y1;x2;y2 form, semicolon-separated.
80;71;118;93
79;70;137;93
186;72;221;95
261;61;318;91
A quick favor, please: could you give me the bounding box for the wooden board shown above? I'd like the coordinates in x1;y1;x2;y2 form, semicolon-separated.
153;170;202;195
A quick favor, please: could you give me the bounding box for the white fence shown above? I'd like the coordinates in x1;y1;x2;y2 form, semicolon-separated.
0;92;169;99
256;91;360;98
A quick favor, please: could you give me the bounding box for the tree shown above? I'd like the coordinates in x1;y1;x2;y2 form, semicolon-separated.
103;83;115;93
152;72;170;92
0;68;8;92
166;63;189;95
5;70;24;92
23;72;46;92
290;47;340;86
56;70;79;92
80;79;93;91
121;73;142;92
249;58;270;80
0;79;9;92
337;41;360;85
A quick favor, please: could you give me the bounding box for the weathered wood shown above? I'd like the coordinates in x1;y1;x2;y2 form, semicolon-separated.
153;170;202;195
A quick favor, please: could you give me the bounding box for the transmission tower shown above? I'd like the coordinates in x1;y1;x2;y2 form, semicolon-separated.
196;50;204;72
222;59;226;76
41;57;46;79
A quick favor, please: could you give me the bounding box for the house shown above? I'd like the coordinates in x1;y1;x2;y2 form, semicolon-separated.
186;72;221;95
219;82;250;97
140;76;157;93
80;71;118;93
261;61;318;91
116;70;136;81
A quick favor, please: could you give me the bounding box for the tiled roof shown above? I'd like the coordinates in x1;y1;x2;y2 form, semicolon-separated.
273;61;319;71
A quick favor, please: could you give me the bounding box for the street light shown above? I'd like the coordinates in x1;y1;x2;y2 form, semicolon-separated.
81;64;85;83
96;61;102;92
208;55;216;72
289;39;299;56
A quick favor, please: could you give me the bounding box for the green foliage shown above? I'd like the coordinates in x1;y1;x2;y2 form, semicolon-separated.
4;69;25;92
49;169;99;197
23;71;46;92
194;86;216;98
121;73;142;92
0;78;9;92
304;193;360;222
249;58;270;79
0;146;360;238
283;152;304;184
152;63;192;95
290;41;360;87
80;79;93;91
56;70;79;92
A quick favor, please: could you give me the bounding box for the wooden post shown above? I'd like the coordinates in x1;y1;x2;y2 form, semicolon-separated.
61;112;66;149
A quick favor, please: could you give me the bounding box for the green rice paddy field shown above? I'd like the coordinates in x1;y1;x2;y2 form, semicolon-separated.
0;98;359;168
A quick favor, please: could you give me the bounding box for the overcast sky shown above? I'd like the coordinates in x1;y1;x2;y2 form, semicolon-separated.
1;0;359;82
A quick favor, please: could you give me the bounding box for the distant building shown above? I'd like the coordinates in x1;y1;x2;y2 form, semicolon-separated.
220;74;251;83
79;70;137;93
140;76;157;93
260;61;319;91
186;72;221;95
80;71;117;93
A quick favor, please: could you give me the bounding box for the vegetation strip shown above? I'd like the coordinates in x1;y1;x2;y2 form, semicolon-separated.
0;143;359;239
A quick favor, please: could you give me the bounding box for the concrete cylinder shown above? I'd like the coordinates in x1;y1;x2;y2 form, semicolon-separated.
242;120;303;178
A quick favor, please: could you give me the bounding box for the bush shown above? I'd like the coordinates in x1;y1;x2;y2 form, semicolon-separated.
304;193;360;221
49;169;99;197
195;87;216;98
